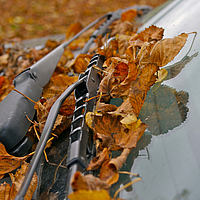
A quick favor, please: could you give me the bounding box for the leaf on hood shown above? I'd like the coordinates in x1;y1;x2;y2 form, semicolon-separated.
129;63;159;116
68;189;111;200
71;54;93;73
86;112;146;150
87;148;110;170
150;33;188;67
0;143;31;179
108;148;131;171
34;98;72;134
9;162;37;200
71;171;110;192
121;9;137;22
42;74;78;98
57;48;74;67
65;22;83;40
99;148;131;185
0;162;37;200
129;25;164;47
0;182;10;199
99;160;119;185
96;103;118;113
99;60;137;99
0;76;14;102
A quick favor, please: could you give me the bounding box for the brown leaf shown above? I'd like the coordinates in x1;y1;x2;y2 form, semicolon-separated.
86;112;146;150
42;74;78;99
129;25;164;46
121;9;137;22
65;22;83;40
0;76;14;102
69;37;88;50
150;33;188;67
0;143;30;178
87;148;110;170
108;148;131;171
0;182;11;200
96;103;118;113
34;99;72;134
71;54;93;73
114;122;147;149
99;60;137;99
57;48;74;67
99;160;119;185
129;63;159;116
99;149;131;185
116;34;130;56
0;162;37;200
71;171;110;192
9;162;37;200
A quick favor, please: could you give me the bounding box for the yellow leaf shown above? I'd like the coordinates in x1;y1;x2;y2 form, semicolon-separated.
156;68;168;82
68;189;111;200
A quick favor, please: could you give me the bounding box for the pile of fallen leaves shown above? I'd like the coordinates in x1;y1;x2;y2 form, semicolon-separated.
0;8;190;200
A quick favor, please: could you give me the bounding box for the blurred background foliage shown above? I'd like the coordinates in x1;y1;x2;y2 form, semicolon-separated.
0;0;168;40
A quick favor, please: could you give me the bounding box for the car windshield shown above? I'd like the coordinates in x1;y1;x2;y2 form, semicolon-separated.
115;0;200;199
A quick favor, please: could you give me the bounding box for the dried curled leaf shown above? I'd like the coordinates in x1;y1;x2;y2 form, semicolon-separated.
65;22;83;40
99;148;131;185
150;33;188;67
86;112;146;150
0;162;37;200
42;74;78;98
121;9;137;22
71;54;93;73
99;60;137;99
129;25;164;45
71;171;110;192
0;143;30;178
87;148;110;170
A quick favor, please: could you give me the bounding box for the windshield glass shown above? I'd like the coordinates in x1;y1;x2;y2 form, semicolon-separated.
115;0;200;199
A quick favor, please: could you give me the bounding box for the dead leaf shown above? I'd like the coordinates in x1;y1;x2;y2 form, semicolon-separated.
0;162;37;200
99;160;119;185
86;112;147;150
68;189;111;200
9;162;37;200
150;33;188;67
0;182;11;200
87;148;110;170
71;171;110;192
129;25;164;47
121;9;137;22
96;103;118;113
42;74;78;98
0;76;14;102
99;148;131;185
65;22;83;40
129;63;159;116
108;148;131;171
99;60;137;99
57;48;74;67
71;54;93;73
0;143;30;178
